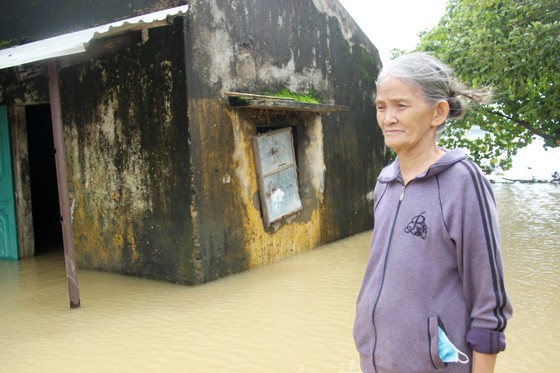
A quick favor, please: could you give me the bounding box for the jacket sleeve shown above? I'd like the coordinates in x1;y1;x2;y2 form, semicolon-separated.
447;161;513;354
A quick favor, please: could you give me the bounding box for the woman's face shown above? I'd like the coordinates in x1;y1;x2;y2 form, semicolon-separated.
375;76;447;156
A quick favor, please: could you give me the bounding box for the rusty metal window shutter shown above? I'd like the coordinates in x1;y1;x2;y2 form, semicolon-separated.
253;127;302;227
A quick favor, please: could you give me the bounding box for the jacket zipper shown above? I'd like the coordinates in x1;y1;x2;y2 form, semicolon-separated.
371;184;406;372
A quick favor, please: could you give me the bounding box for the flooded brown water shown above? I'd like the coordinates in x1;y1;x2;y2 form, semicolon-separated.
1;183;558;372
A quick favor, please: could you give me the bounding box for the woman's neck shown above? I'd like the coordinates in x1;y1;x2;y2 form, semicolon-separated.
398;146;445;186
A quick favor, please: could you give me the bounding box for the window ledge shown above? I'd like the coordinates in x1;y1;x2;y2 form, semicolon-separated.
225;91;349;113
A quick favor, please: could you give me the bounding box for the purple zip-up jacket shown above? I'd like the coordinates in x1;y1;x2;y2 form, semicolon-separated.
354;149;513;373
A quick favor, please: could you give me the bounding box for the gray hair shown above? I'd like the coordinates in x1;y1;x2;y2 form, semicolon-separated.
377;52;489;121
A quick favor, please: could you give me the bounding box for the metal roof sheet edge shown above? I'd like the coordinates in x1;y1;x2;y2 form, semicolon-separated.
0;4;189;70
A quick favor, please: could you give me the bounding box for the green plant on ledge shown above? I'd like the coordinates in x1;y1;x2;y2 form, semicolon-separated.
264;88;320;104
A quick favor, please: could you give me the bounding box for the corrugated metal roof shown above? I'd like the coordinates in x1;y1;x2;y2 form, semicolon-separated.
0;4;189;70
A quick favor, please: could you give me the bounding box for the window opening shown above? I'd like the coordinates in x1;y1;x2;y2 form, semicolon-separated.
253;127;302;226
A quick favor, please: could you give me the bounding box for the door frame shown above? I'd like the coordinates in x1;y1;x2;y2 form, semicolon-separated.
0;105;19;259
11;105;36;259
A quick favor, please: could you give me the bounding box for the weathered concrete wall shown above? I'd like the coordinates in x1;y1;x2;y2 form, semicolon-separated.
1;19;195;283
1;1;195;282
184;0;386;283
59;21;194;283
1;0;386;285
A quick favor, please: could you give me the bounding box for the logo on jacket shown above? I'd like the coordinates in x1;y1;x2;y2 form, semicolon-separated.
405;212;427;240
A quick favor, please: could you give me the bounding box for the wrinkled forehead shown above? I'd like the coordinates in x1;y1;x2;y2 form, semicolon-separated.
377;72;420;91
375;75;423;102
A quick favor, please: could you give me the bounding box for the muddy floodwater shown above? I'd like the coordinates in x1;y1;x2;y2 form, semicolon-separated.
1;183;558;372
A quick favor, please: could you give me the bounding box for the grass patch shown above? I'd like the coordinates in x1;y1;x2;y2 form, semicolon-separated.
264;88;320;104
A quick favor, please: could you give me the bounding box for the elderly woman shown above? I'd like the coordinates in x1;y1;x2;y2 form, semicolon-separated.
353;53;513;373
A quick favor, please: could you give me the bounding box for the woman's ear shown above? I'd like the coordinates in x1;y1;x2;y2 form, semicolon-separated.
432;100;450;127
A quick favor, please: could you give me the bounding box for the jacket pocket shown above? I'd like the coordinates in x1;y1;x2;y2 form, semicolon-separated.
428;316;446;369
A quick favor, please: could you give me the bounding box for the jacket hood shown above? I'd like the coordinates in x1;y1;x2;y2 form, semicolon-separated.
378;148;468;183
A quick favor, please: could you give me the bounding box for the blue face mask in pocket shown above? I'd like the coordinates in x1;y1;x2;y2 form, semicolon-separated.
438;326;470;364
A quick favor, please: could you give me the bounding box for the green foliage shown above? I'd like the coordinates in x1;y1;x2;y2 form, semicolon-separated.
265;88;320;104
389;48;407;60
417;0;560;172
0;39;20;49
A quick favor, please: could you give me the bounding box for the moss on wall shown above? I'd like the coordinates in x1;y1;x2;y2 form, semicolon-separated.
263;89;320;104
61;20;195;284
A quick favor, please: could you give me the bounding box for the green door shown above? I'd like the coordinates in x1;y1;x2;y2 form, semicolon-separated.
0;105;18;259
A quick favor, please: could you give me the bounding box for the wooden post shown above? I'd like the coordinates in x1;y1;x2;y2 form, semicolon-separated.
48;61;81;309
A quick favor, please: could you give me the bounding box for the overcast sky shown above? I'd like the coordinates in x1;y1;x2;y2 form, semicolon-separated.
337;0;447;64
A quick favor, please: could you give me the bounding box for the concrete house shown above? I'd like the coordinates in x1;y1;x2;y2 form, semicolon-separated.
0;0;386;288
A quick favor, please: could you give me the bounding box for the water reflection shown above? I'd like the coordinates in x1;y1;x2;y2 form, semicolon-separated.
0;183;558;372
